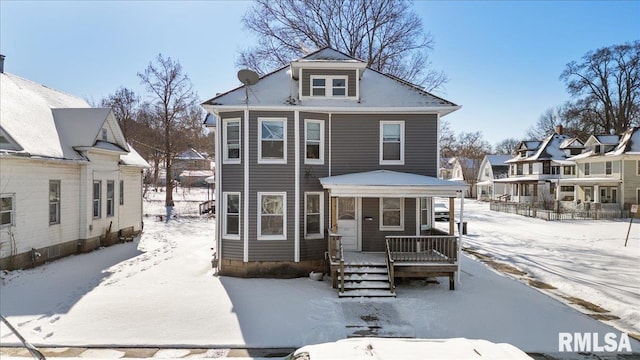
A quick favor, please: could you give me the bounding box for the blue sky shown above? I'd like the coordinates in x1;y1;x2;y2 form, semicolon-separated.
1;1;638;146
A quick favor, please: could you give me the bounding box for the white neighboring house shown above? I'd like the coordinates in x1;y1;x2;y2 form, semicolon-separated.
476;155;511;201
0;59;149;270
450;157;479;198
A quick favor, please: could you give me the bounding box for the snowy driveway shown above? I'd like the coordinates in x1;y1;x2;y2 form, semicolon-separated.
1;212;639;355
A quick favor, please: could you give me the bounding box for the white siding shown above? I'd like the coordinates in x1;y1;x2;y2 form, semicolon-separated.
0;158;81;257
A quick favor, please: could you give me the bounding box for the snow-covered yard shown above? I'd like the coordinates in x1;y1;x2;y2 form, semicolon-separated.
443;199;640;336
0;190;638;357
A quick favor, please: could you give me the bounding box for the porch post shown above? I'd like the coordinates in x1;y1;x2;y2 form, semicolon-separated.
448;197;455;235
458;190;464;285
331;196;337;232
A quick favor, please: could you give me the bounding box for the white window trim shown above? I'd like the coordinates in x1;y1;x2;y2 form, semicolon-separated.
419;197;431;231
584;163;591;176
605;161;612;175
0;193;15;228
49;180;61;225
309;75;349;98
379;197;404;231
636;160;640;176
379;121;405;165
223;192;241;240
304;119;324;165
304;192;324;239
257;192;287;240
223;118;241;164
106;180;115;217
93;180;101;219
636;187;640;203
258;118;287;164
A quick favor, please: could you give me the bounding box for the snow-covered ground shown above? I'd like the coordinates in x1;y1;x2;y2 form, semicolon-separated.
0;190;638;358
441;199;639;336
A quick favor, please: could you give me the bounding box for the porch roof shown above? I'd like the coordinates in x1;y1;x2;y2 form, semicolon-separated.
319;170;468;197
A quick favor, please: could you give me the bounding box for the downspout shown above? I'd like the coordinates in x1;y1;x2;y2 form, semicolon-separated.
294;110;300;262
243;108;249;263
328;113;332;177
215;111;222;266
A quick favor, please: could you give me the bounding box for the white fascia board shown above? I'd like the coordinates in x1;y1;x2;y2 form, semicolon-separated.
206;105;461;116
325;185;466;198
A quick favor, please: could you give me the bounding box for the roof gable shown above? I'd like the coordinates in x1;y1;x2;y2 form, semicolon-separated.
202;47;458;115
52;108;129;157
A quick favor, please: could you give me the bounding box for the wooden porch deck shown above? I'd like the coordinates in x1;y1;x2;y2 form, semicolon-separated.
328;235;459;296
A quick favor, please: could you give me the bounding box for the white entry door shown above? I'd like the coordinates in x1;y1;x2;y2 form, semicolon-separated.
337;197;359;251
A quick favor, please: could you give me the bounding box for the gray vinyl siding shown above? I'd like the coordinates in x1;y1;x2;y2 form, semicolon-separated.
299;112;330;261
219;111;244;260
623;159;640;206
248;110;296;261
331;114;438;177
361;198;417;252
301;69;357;97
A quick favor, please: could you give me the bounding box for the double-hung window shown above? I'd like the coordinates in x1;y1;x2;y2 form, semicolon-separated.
0;194;15;227
223;192;240;239
310;76;348;97
605;161;612;175
584;163;591;176
304;192;323;239
224;118;241;163
258;118;287;163
380;121;404;165
106;181;115;217
380;197;404;231
258;192;286;240
49;180;60;225
305;120;324;164
119;180;124;205
93;181;101;218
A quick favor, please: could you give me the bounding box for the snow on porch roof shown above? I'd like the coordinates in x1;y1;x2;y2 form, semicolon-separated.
319;170;468;197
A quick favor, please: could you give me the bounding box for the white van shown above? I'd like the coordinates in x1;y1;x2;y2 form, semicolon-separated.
285;337;533;360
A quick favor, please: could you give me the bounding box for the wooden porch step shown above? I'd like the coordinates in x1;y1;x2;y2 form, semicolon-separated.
339;289;396;298
343;266;388;274
344;281;391;290
339;273;389;281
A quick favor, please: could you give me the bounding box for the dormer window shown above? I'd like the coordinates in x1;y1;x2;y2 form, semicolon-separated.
595;145;601;153
310;76;348;97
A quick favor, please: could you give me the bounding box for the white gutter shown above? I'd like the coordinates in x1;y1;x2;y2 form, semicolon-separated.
203;105;461;116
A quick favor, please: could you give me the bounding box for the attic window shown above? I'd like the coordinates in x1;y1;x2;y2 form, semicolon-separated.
101;128;108;141
310;76;348;97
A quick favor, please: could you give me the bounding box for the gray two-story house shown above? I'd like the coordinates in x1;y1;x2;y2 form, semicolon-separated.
202;48;467;281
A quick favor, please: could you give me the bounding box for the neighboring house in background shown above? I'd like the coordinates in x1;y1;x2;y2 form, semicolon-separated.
450;157;480;198
0;57;149;270
476;155;511;201
202;47;467;280
560;127;640;210
499;126;584;204
438;157;454;180
174;148;214;187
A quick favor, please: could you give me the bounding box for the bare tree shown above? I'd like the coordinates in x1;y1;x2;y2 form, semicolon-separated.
101;87;139;139
527;106;585;140
560;41;640;135
138;54;200;207
238;0;447;91
494;138;521;155
453;131;491;196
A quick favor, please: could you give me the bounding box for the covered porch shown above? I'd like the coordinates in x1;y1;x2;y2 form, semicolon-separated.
319;170;468;297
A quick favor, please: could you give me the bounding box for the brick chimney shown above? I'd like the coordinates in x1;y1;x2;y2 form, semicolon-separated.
555;124;563;135
0;54;5;74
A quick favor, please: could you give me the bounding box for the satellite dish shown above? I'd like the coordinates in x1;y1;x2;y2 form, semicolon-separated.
237;69;259;86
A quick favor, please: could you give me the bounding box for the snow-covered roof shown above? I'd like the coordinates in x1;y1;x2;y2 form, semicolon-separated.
611;127;640;155
569;127;640;160
507;133;581;163
176;148;206;160
594;134;620;144
179;170;214;177
485;155;511;167
0;72;146;167
120;143;150;168
202;48;459;116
